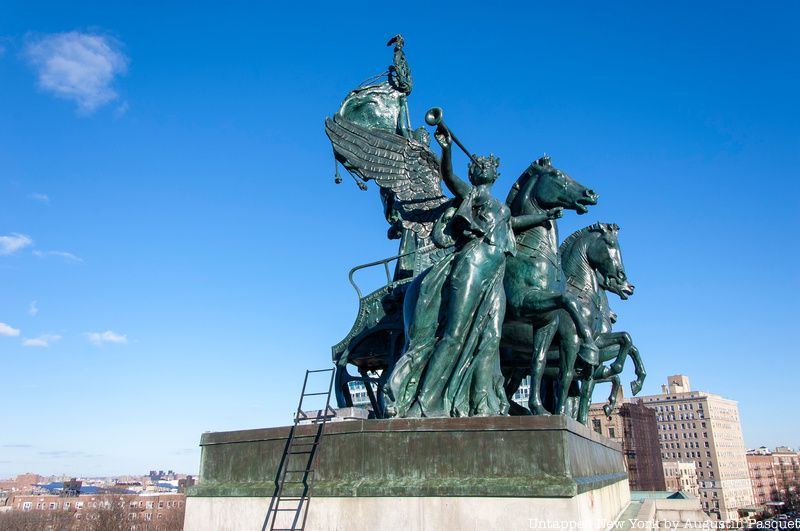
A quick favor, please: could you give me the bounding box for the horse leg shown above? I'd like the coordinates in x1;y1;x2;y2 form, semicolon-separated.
555;321;580;416
519;290;598;362
627;345;646;395
595;332;631;376
565;380;581;419
607;375;621;415
596;332;646;395
529;319;559;416
577;369;595;424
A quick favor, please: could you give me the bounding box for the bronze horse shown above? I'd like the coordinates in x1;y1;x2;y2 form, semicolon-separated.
502;223;645;422
502;156;600;415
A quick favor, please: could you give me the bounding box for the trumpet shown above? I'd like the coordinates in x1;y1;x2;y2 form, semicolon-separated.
424;107;479;165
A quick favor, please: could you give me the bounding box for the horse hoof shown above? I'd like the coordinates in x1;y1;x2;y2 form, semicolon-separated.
530;405;551;416
631;381;643;395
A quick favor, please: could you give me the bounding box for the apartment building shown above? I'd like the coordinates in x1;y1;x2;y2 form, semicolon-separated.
746;446;800;507
663;460;700;497
639;375;754;521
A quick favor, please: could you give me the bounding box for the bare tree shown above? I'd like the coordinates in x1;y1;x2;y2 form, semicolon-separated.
0;509;75;531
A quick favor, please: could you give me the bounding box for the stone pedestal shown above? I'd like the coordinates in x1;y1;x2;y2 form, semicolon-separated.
185;415;630;531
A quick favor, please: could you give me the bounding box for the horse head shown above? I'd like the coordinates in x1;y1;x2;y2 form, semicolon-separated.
586;223;635;300
507;155;599;215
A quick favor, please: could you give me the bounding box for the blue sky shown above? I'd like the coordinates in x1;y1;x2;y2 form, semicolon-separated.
0;1;798;477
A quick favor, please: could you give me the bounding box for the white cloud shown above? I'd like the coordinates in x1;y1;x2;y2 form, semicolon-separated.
0;323;21;337
29;301;39;317
22;334;62;347
0;233;33;255
86;330;128;346
24;31;128;113
33;250;83;263
30;193;50;204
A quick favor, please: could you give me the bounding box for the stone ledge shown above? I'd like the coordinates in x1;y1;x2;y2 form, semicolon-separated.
190;415;626;498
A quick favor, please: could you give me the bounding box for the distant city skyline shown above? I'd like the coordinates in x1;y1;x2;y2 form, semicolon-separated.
1;0;798;476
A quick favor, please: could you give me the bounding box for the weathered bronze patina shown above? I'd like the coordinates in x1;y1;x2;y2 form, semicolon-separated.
325;36;645;421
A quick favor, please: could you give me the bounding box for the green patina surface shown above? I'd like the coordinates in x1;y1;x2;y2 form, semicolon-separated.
187;415;627;498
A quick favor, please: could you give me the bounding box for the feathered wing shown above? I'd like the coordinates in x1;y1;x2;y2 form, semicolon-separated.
325;114;451;240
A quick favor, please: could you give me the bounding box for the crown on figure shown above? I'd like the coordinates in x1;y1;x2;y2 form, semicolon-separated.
469;154;500;176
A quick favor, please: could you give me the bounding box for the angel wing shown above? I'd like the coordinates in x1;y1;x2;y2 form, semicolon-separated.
325;114;451;240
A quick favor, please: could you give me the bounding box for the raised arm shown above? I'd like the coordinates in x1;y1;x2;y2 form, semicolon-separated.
435;129;470;199
512;208;563;232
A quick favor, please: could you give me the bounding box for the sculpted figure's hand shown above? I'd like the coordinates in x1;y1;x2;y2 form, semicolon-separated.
434;129;452;150
547;207;564;220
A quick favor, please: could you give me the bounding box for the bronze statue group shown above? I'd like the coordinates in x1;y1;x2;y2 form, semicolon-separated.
326;36;645;424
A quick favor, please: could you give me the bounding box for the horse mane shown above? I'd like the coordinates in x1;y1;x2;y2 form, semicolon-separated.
506;158;549;212
559;222;607;255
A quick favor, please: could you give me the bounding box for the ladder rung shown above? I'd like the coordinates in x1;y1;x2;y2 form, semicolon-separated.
288;450;313;455
285;469;314;473
302;392;329;396
290;434;317;439
307;369;333;373
273;508;302;511
278;497;307;502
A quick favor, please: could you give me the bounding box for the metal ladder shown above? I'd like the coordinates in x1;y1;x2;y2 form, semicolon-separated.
262;368;336;531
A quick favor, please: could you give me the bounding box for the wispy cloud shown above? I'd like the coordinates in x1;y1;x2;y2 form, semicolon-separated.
0;323;21;337
38;450;96;459
86;330;128;346
22;334;62;347
29;192;50;204
24;31;128;113
1;444;33;449
29;300;39;317
0;233;33;255
33;250;83;263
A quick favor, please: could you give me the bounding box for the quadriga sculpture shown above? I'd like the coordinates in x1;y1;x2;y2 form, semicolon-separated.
325;35;645;422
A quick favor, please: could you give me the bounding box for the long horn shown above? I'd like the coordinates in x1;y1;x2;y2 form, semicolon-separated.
425;107;479;165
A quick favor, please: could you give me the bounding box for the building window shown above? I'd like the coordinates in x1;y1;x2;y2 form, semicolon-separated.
49;503;57;509
608;427;616;438
592;419;601;434
22;502;32;511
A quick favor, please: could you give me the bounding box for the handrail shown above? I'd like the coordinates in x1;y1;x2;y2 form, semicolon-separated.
346;249;415;299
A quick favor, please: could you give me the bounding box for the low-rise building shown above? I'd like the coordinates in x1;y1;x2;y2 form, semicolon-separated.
2;492;186;529
746;446;800;508
663;460;700;497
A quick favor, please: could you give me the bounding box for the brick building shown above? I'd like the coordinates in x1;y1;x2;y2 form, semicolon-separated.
2;492;185;529
746;446;800;507
588;399;667;491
